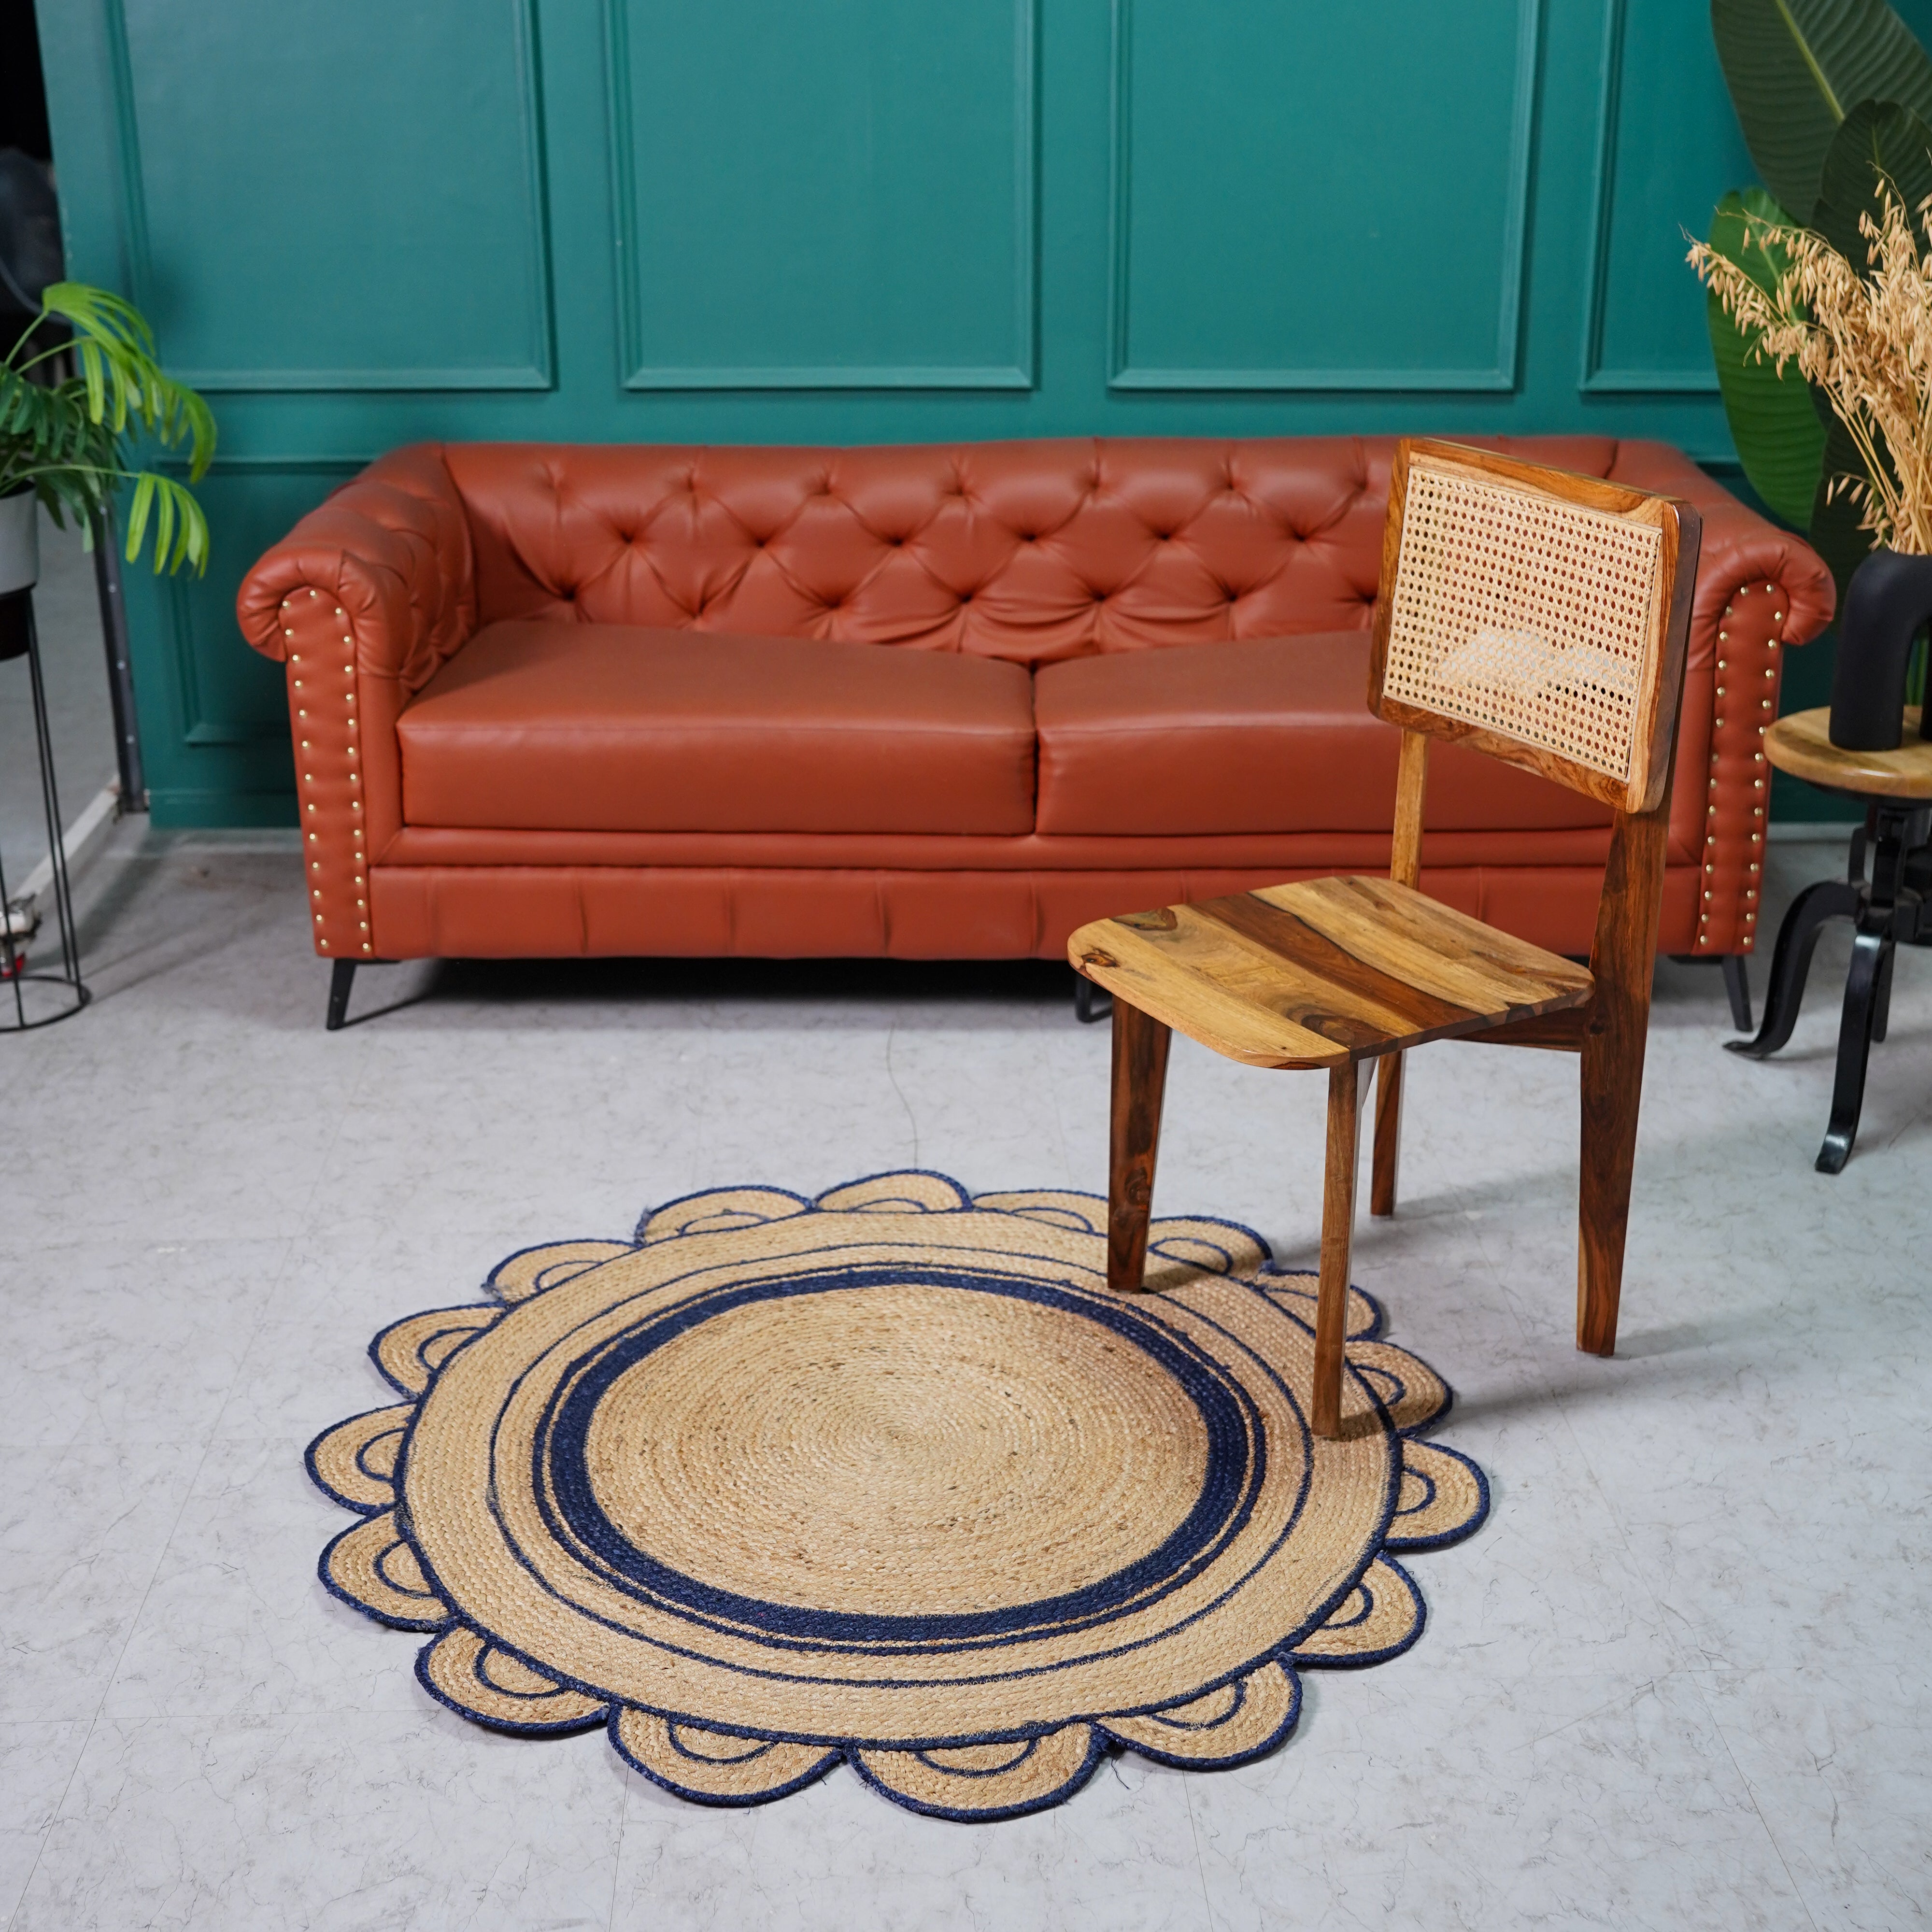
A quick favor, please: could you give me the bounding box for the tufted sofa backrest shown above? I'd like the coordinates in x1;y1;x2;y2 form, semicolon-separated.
426;436;1629;667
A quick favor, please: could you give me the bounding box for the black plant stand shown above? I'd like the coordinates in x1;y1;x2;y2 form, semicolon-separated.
1728;706;1932;1173
0;588;89;1030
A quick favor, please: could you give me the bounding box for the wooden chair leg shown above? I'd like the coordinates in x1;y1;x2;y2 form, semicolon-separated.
1314;1060;1364;1438
1107;998;1171;1294
1577;805;1667;1357
1577;1023;1646;1355
1369;1050;1404;1216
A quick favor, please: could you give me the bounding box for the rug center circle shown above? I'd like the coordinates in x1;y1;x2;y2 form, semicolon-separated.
578;1282;1212;1618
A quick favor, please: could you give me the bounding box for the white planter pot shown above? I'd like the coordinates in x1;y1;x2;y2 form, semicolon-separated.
0;489;39;597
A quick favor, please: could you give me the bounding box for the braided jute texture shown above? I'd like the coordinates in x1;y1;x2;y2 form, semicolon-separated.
307;1171;1489;1822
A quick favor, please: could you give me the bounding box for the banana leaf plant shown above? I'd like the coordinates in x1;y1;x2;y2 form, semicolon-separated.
1704;186;1825;528
0;282;214;574
1704;0;1932;598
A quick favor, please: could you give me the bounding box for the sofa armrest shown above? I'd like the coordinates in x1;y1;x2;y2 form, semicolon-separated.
235;444;476;962
1608;442;1836;957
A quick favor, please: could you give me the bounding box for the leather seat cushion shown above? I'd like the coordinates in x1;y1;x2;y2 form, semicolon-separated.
398;622;1037;835
1034;634;1615;836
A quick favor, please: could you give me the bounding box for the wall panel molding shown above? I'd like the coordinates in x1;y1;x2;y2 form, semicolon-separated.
1108;0;1542;393
607;0;1036;391
156;457;366;750
1579;0;1720;395
102;0;554;393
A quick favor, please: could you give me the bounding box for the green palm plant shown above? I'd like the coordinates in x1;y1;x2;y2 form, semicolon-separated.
0;282;214;574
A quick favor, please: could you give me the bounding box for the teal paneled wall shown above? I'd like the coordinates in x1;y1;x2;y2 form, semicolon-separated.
612;1;1036;388
115;0;554;392
1586;0;1750;394
34;0;1929;824
1112;1;1538;390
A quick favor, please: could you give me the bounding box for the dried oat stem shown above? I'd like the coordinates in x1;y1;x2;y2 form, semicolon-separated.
1688;186;1932;554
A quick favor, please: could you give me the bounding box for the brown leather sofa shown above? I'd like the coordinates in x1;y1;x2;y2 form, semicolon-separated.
236;438;1834;1020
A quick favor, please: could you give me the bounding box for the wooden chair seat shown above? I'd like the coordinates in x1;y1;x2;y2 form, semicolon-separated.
1070;876;1594;1070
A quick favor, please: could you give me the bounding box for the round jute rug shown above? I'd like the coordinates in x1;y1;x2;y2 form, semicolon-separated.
308;1170;1487;1822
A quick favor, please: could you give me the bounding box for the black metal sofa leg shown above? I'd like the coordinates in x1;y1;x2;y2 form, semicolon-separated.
326;959;357;1032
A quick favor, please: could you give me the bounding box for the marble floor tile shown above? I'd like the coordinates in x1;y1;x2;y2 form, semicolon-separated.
12;1710;629;1932
1568;1375;1932;1678
0;1442;204;1722
1699;1663;1932;1932
300;1025;726;1242
101;1435;424;1722
9;840;368;1247
6;1011;356;1249
611;1746;1213;1932
1393;1389;1694;1685
0;1721;90;1932
0;1239;288;1449
1190;1666;1808;1932
210;1225;550;1448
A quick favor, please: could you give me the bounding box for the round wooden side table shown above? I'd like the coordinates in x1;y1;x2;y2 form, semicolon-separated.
1728;705;1932;1171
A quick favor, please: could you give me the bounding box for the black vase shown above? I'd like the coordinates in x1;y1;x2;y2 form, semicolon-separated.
1828;547;1932;750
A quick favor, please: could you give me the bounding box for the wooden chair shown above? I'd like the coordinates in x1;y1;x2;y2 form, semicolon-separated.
1069;440;1701;1437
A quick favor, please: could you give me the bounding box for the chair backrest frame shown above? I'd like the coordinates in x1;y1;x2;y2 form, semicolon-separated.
1369;439;1701;819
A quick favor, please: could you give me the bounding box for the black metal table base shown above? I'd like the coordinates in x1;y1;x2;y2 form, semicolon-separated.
1727;802;1931;1172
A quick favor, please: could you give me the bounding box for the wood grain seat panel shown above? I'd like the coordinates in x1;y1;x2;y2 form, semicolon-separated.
1070;876;1593;1068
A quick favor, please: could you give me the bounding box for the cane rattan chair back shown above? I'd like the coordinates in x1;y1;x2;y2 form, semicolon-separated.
1372;441;1692;817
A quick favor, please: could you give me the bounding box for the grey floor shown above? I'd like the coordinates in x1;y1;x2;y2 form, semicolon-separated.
0;808;1926;1930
